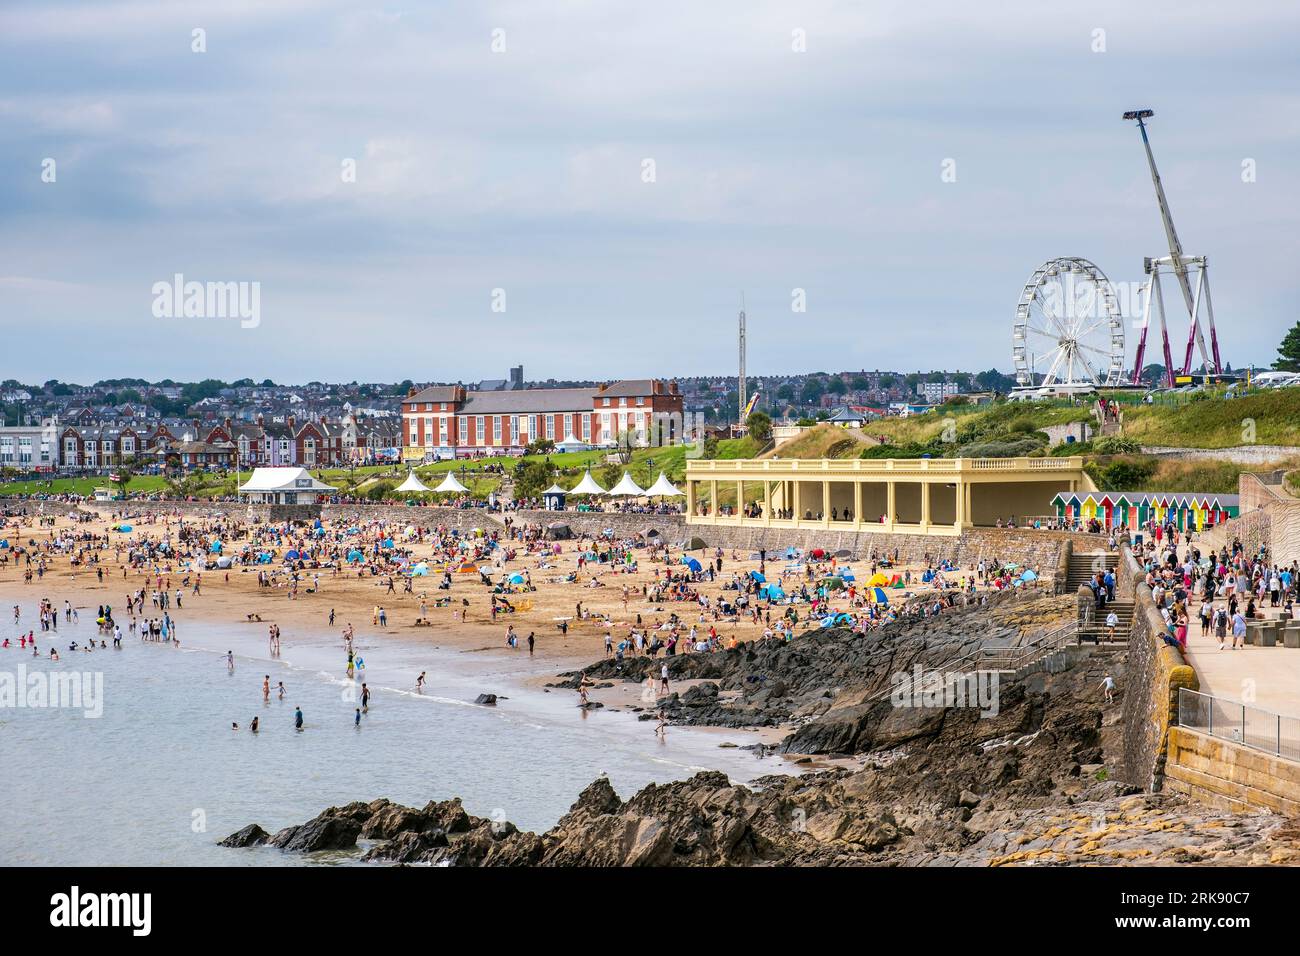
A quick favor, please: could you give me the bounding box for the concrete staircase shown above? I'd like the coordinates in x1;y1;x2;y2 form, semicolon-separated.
1068;551;1133;645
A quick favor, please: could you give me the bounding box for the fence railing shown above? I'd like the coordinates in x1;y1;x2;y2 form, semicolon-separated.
1177;687;1300;762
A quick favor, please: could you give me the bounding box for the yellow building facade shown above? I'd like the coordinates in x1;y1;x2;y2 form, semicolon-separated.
684;456;1091;536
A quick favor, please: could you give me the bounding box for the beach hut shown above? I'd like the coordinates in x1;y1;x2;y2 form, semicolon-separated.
396;470;432;494
542;483;568;511
434;472;470;495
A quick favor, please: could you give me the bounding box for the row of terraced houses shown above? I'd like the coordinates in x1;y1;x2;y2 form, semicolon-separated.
1;413;400;471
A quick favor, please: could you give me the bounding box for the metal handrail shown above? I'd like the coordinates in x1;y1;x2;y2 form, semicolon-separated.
1177;687;1300;761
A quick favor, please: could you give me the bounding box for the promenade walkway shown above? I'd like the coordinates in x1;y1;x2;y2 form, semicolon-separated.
1184;609;1300;717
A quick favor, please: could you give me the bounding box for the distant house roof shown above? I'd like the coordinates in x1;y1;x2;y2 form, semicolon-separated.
407;385;460;404
599;379;665;398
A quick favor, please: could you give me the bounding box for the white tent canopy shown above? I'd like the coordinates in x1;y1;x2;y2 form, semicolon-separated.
433;472;470;494
396;470;432;493
568;469;607;495
555;433;588;452
542;483;568;495
607;471;647;496
644;472;684;497
238;467;337;504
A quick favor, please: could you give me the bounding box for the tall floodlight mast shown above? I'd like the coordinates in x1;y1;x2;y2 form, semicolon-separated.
737;295;747;424
1123;109;1223;386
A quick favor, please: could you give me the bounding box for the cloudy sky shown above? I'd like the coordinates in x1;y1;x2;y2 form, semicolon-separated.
1;0;1296;384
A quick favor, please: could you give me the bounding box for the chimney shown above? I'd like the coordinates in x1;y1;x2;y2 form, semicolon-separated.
256;414;264;426
407;386;417;398
224;417;232;434
287;414;296;430
597;382;608;393
669;381;679;395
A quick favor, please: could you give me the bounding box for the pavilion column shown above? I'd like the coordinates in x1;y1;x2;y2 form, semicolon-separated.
763;481;772;525
964;482;973;528
853;481;863;529
954;479;965;529
793;481;802;524
710;480;718;518
886;481;896;530
921;482;931;530
736;480;744;521
822;479;830;527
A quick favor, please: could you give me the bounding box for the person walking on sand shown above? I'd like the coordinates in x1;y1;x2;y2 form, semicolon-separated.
527;632;535;656
659;662;670;696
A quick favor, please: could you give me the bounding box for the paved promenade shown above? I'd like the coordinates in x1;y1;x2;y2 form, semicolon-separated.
1185;610;1300;718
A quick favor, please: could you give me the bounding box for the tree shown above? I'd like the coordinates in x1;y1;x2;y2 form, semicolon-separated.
800;377;825;405
878;374;896;389
1274;321;1300;372
746;410;772;443
776;384;795;401
513;458;557;499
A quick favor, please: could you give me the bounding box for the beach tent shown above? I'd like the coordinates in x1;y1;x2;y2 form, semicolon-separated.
867;572;891;587
761;584;786;601
0;540;8;549
822;577;845;591
396;470;432;494
457;562;479;574
820;612;855;628
608;472;647;497
1020;569;1038;583
644;472;684;497
508;572;526;584
685;536;707;550
434;472;469;495
216;556;233;569
569;470;607;496
284;549;300;561
869;587;889;604
750;570;766;583
346;549;364;562
411;563;429;577
784;547;800;559
682;556;703;573
210;541;223;553
119;525;132;532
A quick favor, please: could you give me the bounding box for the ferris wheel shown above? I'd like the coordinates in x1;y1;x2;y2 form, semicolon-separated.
1012;257;1126;388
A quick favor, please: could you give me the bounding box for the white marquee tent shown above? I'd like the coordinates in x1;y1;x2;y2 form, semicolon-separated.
396;470;432;493
434;472;470;494
568;469;607;495
238;467;337;505
644;472;684;497
607;472;647;496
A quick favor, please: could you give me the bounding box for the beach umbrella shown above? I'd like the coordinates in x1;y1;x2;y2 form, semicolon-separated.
869;587;889;604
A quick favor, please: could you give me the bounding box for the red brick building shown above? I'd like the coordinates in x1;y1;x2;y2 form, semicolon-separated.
401;379;683;460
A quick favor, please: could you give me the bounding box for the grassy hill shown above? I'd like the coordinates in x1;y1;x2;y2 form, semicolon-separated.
1121;389;1300;448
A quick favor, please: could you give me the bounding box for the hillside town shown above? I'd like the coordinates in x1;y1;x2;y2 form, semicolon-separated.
0;367;1002;474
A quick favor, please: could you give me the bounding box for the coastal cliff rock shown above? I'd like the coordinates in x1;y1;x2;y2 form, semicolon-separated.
221;597;1300;867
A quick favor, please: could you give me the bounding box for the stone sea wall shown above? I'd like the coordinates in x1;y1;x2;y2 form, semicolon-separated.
1165;727;1300;818
1120;548;1198;790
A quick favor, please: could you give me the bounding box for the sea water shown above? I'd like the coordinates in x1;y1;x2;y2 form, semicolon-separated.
0;589;792;865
